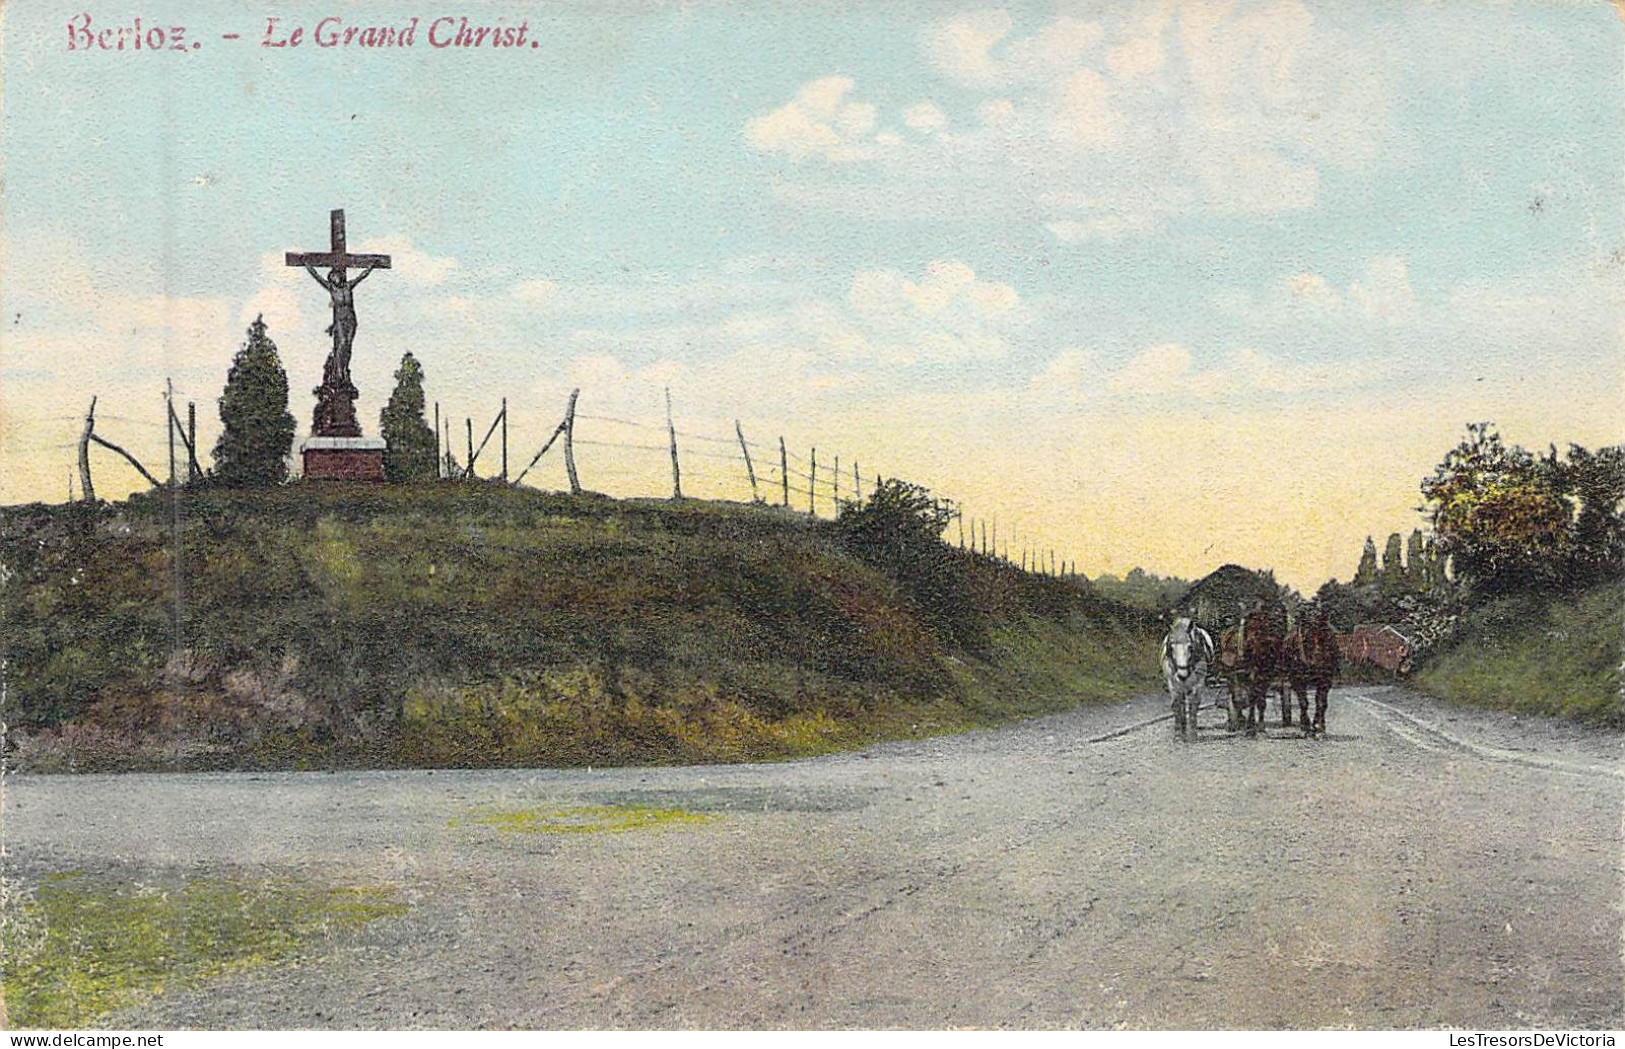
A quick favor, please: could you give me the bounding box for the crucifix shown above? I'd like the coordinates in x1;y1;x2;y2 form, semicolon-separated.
286;209;391;436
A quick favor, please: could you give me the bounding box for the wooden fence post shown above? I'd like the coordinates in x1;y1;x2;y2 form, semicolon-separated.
853;461;860;503
167;380;177;489
512;393;577;487
501;397;508;482
187;402;198;481
779;437;789;507
809;447;817;515
466;418;474;479
563;388;581;494
665;387;682;500
735;421;759;501
434;402;440;478
833;455;840;508
167;379;182;659
167;399;201;482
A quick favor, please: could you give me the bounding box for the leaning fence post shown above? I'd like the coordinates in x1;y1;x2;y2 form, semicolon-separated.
78;396;97;502
665;387;682;500
563;389;581;495
736;421;759;502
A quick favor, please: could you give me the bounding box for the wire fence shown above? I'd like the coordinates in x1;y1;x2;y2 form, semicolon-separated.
39;383;1087;580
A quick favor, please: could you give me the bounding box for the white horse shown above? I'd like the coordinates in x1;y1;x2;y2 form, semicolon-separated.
1162;616;1216;742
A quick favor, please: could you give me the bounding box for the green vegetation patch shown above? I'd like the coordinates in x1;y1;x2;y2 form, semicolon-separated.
3;872;406;1029
1415;583;1624;725
451;803;715;835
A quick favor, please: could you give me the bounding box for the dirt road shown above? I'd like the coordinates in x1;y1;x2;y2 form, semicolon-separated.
7;685;1622;1029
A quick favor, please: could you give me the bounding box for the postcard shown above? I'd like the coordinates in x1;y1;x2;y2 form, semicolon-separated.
1;0;1620;1032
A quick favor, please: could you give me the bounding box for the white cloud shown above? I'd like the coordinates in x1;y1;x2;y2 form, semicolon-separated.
1106;6;1168;81
1036;341;1379;402
903;101;948;132
744;76;884;163
925;11;1102;89
510;278;559;304
1107;342;1192;396
1052;68;1120;148
1268;256;1415;324
355;234;459;285
922;10;1013;88
752;3;1395;233
1030;347;1105;392
847;260;1022;363
1348;255;1415;323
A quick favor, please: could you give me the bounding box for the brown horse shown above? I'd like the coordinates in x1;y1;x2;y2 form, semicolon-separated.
1284;607;1339;735
1216;605;1286;736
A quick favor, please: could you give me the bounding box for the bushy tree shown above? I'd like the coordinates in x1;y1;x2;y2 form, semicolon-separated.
836;478;980;646
1421;423;1573;593
379;352;438;482
213;315;296;487
1553;443;1625;586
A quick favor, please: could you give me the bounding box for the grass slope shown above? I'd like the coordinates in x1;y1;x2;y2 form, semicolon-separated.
1414;584;1623;725
1;483;1158;770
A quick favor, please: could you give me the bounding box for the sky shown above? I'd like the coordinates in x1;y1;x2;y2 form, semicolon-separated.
2;0;1621;591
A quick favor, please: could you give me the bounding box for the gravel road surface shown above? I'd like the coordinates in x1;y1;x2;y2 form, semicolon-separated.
7;685;1621;1029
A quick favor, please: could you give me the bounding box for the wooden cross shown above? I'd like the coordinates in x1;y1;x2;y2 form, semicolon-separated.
284;209;391;278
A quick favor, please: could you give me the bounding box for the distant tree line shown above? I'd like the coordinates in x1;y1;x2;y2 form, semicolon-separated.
1088;567;1192;613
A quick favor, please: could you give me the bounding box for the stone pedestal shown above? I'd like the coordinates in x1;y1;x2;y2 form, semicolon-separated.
302;435;386;481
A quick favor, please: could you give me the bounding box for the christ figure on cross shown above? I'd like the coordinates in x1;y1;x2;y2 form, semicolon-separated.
302;263;378;387
285;209;392;391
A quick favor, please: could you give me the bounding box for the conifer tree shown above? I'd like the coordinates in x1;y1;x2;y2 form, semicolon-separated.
213;315;296;487
379;352;438;482
1353;536;1379;586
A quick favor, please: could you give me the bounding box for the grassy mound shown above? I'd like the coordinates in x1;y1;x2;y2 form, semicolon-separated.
1;483;1157;770
1414;583;1623;725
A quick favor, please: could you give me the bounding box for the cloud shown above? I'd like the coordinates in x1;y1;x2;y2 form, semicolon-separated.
1106;6;1168;80
1107;342;1193;396
751;3;1395;233
903;101;947;132
846;260;1022;363
1348;255;1415;323
924;11;1103;89
1036;342;1380;402
1029;347;1105;391
510;278;560;305
354;234;459;285
1052;68;1120;149
922;10;1014;88
1264;256;1415;324
744;76;882;163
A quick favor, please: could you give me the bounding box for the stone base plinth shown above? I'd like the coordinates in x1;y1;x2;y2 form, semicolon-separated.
301;436;386;481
